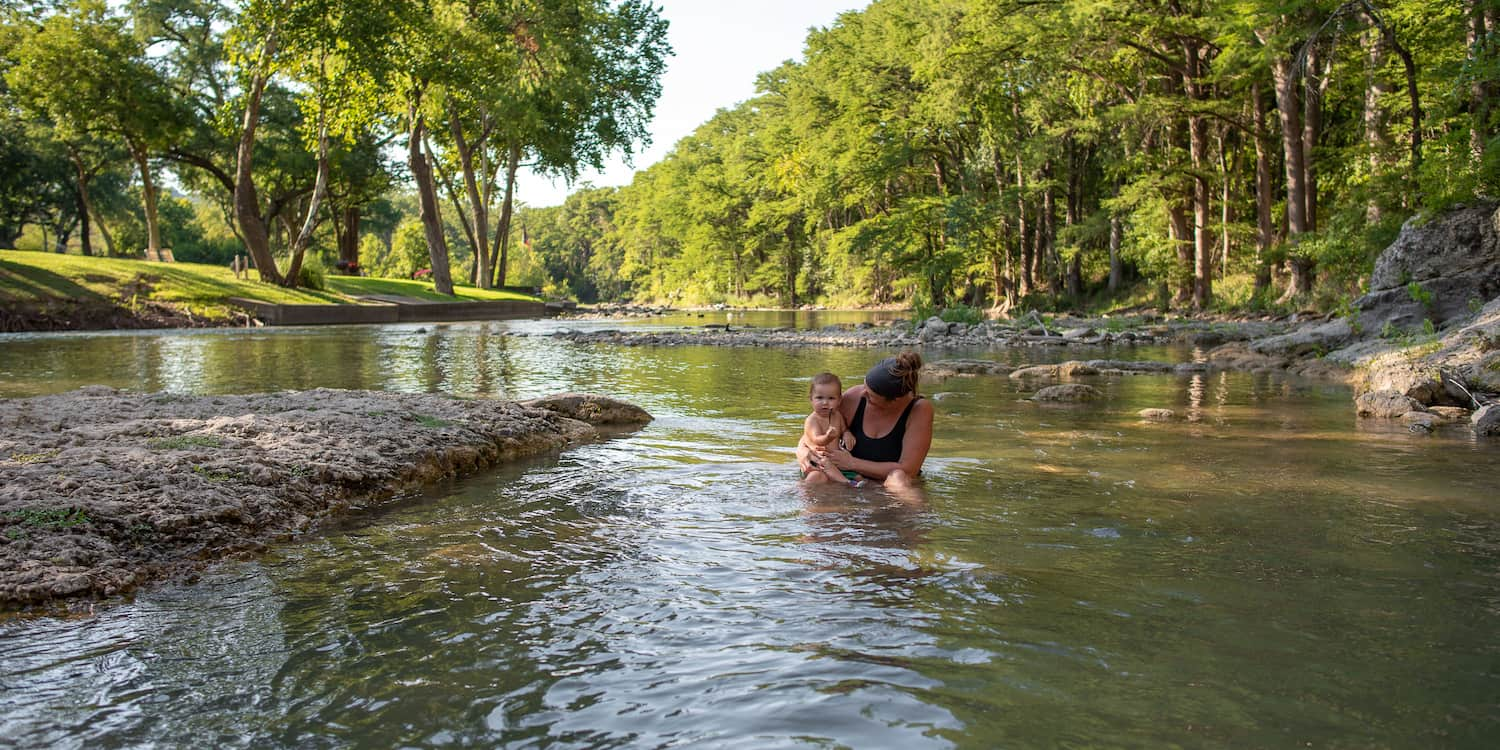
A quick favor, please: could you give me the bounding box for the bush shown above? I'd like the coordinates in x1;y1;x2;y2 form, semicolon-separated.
297;253;327;291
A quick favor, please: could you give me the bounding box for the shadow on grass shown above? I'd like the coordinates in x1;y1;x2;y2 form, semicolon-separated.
0;260;105;302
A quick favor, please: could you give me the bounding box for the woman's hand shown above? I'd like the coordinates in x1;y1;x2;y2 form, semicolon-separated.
796;439;827;473
823;441;853;470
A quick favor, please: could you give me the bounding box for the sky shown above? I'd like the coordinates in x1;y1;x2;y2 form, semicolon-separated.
513;1;869;208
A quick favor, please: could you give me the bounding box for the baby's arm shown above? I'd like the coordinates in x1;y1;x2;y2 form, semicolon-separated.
804;414;840;447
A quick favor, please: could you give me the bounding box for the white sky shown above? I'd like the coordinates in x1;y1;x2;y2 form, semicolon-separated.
514;0;868;208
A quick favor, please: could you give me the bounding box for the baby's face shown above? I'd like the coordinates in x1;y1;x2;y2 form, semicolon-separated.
810;383;841;416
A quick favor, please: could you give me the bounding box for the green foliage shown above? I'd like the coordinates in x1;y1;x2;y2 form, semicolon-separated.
148;435;224;451
1;0;1492;314
191;465;235;481
912;300;985;326
1407;281;1434;308
8;448;60;464
297;252;327;291
411;413;452;429
5;506;90;529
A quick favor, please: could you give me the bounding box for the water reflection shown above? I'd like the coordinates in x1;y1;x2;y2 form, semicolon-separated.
3;326;1500;747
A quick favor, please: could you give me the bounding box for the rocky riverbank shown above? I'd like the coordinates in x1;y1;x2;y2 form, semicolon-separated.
0;388;650;612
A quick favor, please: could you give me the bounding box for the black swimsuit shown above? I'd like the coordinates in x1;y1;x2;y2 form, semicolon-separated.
849;396;921;464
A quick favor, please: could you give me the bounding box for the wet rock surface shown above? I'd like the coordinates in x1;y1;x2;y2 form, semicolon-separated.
0;388;650;610
1032;384;1102;402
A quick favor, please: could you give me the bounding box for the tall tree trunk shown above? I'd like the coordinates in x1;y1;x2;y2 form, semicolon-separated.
282;124;330;288
1363;26;1394;223
492;142;521;288
449;104;490;289
234;48;283;284
51;218;74;253
1041;160;1058;294
1469;1;1492;162
428;141;480;279
1271;54;1308;236
1108;214;1122;292
69;153;96;257
1187;41;1213;309
1252;82;1275;296
1169;202;1193;306
1015;153;1032;298
1364;8;1424;178
337;206;360;266
130;142;161;260
408;113;455;296
1271;50;1314;300
1302;41;1330;233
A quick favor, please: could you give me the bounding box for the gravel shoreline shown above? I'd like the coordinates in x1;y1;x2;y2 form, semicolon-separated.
0;388;650;612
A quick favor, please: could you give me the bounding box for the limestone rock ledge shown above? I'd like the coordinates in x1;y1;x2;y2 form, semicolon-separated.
0;387;651;610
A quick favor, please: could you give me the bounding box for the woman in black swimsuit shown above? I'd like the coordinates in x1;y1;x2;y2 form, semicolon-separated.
798;352;933;490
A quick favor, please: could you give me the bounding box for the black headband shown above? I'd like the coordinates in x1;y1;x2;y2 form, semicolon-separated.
865;358;907;398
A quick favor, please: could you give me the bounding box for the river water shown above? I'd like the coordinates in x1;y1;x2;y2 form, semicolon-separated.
2;316;1498;748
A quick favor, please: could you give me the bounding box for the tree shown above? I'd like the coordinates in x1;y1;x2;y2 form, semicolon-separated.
7;0;186;259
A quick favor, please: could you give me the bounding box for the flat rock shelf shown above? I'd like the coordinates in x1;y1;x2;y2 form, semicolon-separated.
0;387;650;611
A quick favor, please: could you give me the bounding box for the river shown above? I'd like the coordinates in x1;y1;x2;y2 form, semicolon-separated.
2;315;1498;748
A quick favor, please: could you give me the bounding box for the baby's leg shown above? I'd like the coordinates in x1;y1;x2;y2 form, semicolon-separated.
820;460;849;485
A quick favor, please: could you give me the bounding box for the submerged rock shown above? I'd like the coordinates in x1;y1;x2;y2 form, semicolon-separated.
1033;384;1102;402
1355;390;1423;419
1138;408;1176;421
1473;405;1500;436
926;359;1013;377
522;393;653;425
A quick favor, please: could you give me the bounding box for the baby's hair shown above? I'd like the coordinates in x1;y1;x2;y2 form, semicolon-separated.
809;372;843;395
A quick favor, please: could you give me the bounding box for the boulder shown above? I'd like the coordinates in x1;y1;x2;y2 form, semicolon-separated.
1250;319;1353;357
1186;330;1225;347
1082;359;1175;374
521;393;653;425
1033;384;1102;402
1357;357;1451;406
1010;364;1060;379
1473;404;1500;436
1057;361;1099;377
1400;411;1440;430
1428;406;1471;422
1362;202;1500;332
926;359;1013;377
1354;390;1423;419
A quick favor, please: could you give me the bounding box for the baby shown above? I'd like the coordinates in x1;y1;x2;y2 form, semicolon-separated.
801;372;861;486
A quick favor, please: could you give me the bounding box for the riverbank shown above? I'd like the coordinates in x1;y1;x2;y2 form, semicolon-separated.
0;250;538;331
544;303;1500;435
0;388;650;612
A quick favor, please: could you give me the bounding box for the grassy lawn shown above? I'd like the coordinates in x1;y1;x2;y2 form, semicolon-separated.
0;250;537;314
324;275;536;302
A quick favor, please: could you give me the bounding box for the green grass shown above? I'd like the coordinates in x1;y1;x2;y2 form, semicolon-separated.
147;435;225;451
411;413;454;428
0;250;539;315
325;275;534;302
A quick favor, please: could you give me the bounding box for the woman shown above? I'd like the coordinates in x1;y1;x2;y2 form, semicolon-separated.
798;352;933;490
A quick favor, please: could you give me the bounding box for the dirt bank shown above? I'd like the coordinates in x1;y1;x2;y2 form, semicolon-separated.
0;388;650;612
0;297;244;332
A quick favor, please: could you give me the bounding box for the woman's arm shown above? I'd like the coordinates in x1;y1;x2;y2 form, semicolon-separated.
825;397;933;480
